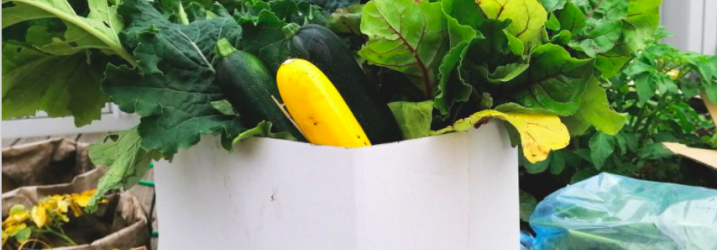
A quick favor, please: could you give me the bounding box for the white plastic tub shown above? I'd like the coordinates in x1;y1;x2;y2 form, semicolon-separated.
155;122;519;250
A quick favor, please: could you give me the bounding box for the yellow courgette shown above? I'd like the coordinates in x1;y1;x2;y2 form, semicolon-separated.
277;59;371;148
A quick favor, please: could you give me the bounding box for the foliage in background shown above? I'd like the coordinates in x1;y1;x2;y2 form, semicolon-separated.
2;190;104;249
520;28;717;223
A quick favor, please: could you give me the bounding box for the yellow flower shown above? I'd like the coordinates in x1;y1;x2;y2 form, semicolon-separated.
31;205;48;228
2;231;8;246
2;223;27;236
3;205;29;227
71;189;97;208
50;195;71;214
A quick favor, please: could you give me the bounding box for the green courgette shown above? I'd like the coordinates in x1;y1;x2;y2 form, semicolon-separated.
266;23;402;144
215;39;304;141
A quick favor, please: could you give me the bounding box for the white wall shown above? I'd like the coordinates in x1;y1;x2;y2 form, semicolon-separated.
661;0;717;54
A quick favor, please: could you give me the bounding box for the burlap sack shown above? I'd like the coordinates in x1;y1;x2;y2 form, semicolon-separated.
2;187;149;249
2;139;149;249
2;138;104;193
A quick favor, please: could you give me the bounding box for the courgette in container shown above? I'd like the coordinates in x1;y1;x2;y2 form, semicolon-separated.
215;39;304;140
267;23;402;144
277;58;371;148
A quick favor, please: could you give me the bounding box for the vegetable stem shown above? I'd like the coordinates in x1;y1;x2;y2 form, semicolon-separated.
283;23;302;39
42;227;78;246
11;0;138;68
176;2;190;25
215;39;237;59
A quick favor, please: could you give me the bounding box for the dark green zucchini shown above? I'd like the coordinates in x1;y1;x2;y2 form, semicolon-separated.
270;23;402;144
215;39;305;141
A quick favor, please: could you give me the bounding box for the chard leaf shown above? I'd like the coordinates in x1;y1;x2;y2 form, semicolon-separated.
433;109;570;163
539;0;568;12
562;77;627;135
299;0;359;13
358;0;449;98
459;19;528;88
434;0;482;115
479;0;548;47
327;4;363;35
388;101;435;140
103;0;244;155
556;2;585;34
233;121;296;144
2;43;107;126
505;44;594;116
620;0;662;53
2;0;135;64
87;127;158;212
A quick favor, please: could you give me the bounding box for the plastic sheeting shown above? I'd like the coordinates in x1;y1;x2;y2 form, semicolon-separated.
530;173;717;250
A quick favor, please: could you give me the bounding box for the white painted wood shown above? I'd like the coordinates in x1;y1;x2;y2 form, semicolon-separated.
661;0;717;55
1;104;138;139
702;0;717;55
155;122;519;250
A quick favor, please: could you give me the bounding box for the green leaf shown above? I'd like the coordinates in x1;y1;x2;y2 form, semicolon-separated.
588;132;615;170
615;130;638;154
479;0;548;46
620;0;662;53
300;0;359;13
519;190;538;222
104;0;244;155
546;13;561;31
2;0;136;64
570;167;598;183
13;228;31;243
507;44;594;116
565;77;627;135
521;151;551;174
460;20;527;86
2;43;107;126
550;150;566;174
595;49;631;78
327;4;363;35
232;121;297;144
638;143;673;160
570;0;629;58
540;0;568;12
434;0;481;115
388;101;435;140
235;4;285;54
358;0;449;97
211;100;237;116
556;2;585;34
87;127;157;212
634;73;655;104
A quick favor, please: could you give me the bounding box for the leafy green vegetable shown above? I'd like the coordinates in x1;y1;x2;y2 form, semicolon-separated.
2;0;135;63
232;121;297;144
300;0;358;13
563;77;627;135
103;0;244;155
388;101;435;140
503;44;594;116
2;0;136;126
479;0;548;46
2;43;107;126
359;0;448;99
211;100;237;116
87;127;159;212
326;4;362;35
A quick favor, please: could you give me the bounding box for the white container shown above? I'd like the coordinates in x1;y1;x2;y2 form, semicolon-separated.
154;122;519;250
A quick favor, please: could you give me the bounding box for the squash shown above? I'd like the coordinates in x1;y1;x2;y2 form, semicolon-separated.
277;58;371;148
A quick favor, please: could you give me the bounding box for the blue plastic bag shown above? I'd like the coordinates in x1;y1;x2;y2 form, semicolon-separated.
530;173;717;250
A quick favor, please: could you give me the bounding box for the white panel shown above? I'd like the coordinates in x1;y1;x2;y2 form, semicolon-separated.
1;104;139;139
702;0;717;55
662;0;705;53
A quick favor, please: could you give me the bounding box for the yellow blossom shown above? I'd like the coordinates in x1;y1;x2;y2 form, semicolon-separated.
3;205;29;227
71;189;97;207
31;205;48;228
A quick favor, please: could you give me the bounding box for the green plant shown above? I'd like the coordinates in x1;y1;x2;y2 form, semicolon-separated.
520;29;717;223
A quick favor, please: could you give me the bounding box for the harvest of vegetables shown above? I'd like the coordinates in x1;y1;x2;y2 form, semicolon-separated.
2;0;661;211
